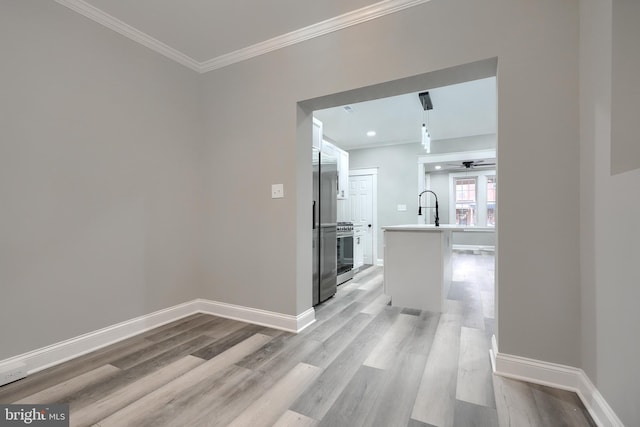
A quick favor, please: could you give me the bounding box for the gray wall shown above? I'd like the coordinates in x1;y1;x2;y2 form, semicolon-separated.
199;0;581;367
611;0;640;174
0;1;203;360
580;0;640;424
12;3;640;420
349;143;426;259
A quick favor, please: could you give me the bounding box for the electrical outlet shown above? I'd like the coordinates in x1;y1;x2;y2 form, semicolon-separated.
0;362;27;387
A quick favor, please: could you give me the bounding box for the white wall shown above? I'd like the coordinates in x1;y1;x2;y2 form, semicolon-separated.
580;0;640;424
199;0;581;366
0;1;203;360
430;134;496;154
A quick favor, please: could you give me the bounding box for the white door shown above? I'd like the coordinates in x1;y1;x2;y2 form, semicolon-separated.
349;174;374;265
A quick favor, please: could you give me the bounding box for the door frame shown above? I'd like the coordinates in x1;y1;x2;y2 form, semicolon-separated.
349;168;379;266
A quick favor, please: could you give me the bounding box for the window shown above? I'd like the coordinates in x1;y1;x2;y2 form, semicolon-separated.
455;178;476;226
487;176;496;226
448;171;496;227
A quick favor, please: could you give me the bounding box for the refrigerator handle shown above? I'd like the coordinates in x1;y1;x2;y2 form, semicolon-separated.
312;200;316;229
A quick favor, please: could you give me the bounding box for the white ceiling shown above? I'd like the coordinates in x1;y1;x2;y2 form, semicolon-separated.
313;77;497;151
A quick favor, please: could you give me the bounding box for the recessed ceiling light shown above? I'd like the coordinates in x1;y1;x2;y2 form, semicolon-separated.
366;130;376;137
435;165;442;170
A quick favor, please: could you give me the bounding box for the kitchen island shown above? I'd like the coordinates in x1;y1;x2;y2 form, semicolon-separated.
382;224;494;312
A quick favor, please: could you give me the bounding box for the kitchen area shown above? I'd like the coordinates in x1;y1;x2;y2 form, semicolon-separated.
312;77;497;311
311;117;366;306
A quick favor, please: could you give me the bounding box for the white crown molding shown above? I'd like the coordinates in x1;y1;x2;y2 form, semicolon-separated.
55;0;201;72
199;0;431;73
491;335;624;427
56;0;431;74
0;299;315;383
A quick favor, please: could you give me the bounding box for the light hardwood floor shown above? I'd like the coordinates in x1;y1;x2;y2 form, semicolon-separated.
0;252;596;427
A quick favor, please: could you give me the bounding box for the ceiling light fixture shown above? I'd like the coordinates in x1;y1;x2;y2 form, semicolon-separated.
418;91;433;154
435;165;442;170
367;130;376;137
421;125;430;153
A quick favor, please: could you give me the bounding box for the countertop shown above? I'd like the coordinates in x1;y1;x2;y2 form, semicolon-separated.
382;224;495;232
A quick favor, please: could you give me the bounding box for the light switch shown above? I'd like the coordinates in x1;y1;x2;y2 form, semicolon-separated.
272;184;284;199
397;204;407;211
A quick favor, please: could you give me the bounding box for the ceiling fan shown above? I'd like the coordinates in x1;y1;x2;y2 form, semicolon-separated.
448;160;496;169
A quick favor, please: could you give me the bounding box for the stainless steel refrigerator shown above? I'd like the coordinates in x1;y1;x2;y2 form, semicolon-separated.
312;147;338;306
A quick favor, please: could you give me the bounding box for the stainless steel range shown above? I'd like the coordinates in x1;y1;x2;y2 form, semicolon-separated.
337;221;355;285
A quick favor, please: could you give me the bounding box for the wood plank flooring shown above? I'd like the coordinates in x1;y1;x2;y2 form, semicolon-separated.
0;252;596;427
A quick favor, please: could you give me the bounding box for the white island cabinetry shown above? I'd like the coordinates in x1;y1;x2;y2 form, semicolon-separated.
383;225;494;312
383;226;451;312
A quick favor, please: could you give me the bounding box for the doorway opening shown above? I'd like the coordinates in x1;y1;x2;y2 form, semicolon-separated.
297;58;498;337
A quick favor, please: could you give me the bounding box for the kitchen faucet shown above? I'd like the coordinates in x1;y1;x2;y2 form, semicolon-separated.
418;190;440;226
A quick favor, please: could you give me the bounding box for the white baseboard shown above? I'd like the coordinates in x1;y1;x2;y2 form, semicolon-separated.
489;334;498;373
0;300;197;379
491;335;623;427
0;299;315;383
576;370;625;427
195;299;315;333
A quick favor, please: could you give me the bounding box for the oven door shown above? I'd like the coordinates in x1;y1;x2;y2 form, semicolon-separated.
337;232;354;284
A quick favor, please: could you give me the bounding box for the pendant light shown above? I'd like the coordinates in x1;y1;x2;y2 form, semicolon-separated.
418;91;433;153
421;117;431;153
